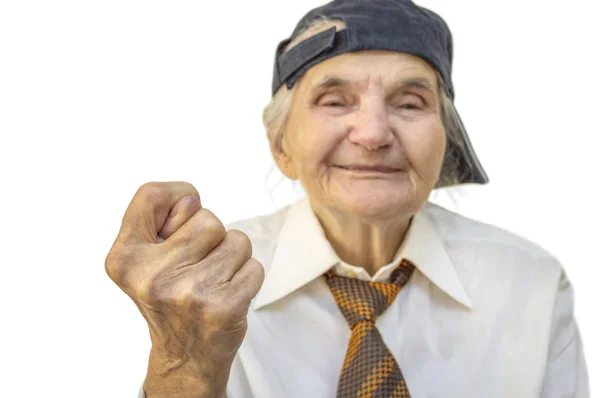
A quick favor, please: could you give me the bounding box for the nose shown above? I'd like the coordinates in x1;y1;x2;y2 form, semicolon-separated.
347;98;394;150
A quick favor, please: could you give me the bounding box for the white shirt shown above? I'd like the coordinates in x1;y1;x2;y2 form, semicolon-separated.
140;196;589;397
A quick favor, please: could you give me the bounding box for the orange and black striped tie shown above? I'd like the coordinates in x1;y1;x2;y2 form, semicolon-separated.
324;259;415;398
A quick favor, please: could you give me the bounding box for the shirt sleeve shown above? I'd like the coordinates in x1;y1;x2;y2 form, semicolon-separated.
540;268;589;398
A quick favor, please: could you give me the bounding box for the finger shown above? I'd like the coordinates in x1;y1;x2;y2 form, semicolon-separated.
229;258;265;302
120;181;200;244
164;208;226;264
196;229;253;283
158;195;201;240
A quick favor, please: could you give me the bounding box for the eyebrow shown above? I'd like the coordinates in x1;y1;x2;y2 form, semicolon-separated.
390;77;436;94
313;76;354;92
312;75;436;95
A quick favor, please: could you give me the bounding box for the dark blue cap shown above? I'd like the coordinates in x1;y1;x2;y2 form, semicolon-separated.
270;0;489;187
273;0;454;98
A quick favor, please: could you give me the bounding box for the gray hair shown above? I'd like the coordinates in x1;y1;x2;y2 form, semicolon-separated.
263;17;471;187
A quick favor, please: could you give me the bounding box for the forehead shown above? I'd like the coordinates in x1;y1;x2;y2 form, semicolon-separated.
299;50;438;90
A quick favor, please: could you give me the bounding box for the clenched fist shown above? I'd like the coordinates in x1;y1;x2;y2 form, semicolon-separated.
105;182;265;398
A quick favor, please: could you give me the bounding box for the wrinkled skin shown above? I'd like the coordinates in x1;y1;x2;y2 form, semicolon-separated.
105;182;264;397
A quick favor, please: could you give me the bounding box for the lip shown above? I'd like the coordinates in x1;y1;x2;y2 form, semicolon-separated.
334;165;402;173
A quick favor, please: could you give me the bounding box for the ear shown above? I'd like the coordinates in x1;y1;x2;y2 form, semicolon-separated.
270;133;298;180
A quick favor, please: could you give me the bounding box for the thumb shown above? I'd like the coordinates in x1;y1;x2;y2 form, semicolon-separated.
157;195;202;240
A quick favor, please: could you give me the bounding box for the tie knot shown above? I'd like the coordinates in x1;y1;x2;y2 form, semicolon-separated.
325;259;415;328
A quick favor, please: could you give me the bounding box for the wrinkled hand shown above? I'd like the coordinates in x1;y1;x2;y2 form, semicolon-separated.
105;182;264;397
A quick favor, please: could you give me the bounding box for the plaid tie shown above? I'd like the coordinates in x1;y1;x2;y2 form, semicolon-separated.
324;259;415;398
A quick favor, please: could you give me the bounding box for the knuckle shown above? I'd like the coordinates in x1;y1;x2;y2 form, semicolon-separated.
139;274;185;308
189;283;233;319
135;182;168;207
177;181;199;196
137;182;165;200
226;229;252;256
170;286;222;320
107;245;163;301
190;294;213;316
133;183;165;211
200;296;236;323
104;244;132;284
200;210;226;239
134;278;155;304
247;258;265;281
170;288;197;312
142;275;213;315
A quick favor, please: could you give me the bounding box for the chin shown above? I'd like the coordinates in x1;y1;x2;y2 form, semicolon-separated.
338;186;421;221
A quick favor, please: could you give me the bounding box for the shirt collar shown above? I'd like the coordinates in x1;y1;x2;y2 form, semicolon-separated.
253;196;473;310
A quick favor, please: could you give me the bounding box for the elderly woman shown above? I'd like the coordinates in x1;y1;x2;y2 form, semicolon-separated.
105;0;589;397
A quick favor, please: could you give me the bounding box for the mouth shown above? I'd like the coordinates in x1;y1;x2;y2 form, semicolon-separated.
334;165;402;173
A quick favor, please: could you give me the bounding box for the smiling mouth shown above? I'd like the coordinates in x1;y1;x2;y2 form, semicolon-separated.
335;165;402;173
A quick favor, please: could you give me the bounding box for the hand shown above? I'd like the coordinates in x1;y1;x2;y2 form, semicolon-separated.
105;182;264;397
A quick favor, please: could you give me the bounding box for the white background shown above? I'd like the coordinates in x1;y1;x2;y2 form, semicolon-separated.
1;0;598;397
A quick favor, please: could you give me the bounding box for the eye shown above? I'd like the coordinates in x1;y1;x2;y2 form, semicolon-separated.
392;94;424;111
398;103;420;110
318;94;347;108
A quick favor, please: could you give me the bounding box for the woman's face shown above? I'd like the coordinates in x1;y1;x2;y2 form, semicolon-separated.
275;51;446;220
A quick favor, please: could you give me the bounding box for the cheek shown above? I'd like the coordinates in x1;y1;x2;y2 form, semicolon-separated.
290;120;346;171
403;121;446;176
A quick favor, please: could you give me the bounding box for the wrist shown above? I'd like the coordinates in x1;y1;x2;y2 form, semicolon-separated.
144;348;229;398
